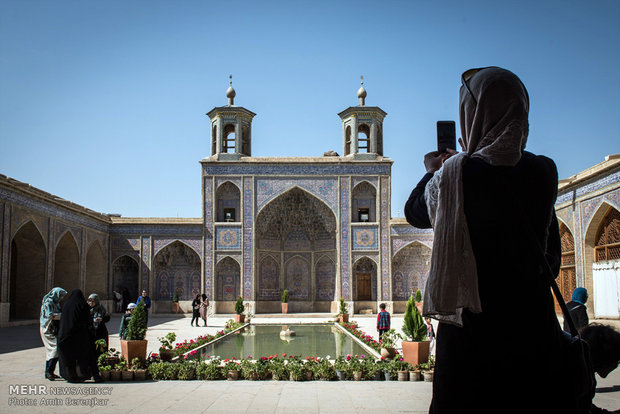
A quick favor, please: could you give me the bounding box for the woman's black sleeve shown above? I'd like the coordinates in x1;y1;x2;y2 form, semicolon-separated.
404;173;434;229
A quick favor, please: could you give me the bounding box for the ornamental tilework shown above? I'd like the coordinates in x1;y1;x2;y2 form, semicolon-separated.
391;236;434;257
340;177;351;299
243;177;253;299
315;255;336;301
352;227;378;250
380;176;390;300
11;206;48;242
54;221;82;251
215;227;242;250
204;164;390;177
204;178;214;296
153;237;203;258
141;236;150;291
256;178;338;215
258;254;280;301
285;254;311;300
112;237;140;250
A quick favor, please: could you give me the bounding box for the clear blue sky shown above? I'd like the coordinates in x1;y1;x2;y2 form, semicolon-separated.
1;0;618;218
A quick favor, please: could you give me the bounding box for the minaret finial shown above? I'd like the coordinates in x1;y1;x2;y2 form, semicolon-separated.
357;75;367;106
226;74;236;106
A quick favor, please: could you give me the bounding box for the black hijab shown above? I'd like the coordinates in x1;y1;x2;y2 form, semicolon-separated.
58;289;90;348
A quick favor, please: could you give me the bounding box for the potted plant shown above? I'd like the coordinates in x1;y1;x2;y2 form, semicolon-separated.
379;328;400;359
281;289;289;314
347;354;364;381
287;359;305;381
394;358;412;381
268;355;288;380
334;356;348;380
196;357;222;380
223;358;240;380
177;360;197;380
121;301;148;364
313;357;335;381
401;290;430;366
105;347;120;367
338;297;349;323
234;297;245;323
172;289;180;313
419;356;435;382
158;332;177;361
131;357;147;381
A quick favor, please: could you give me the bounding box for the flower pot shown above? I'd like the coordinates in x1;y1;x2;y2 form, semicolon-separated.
380;347;396;359
305;371;313;381
423;371;434;382
281;303;288;314
235;314;245;323
121;370;134;381
383;371;393;381
335;369;346;381
227;369;240;380
397;370;409;381
110;369;121;381
247;372;260;381
352;371;363;381
160;350;175;361
338;314;349;323
373;371;384;381
100;370;111;381
121;339;148;366
134;369;147;381
409;370;422;381
172;302;180;314
401;340;430;367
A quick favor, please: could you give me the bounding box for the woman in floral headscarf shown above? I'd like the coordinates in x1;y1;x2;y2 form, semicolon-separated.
405;67;574;412
40;287;67;380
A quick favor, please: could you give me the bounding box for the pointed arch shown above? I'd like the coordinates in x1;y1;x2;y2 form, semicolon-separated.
53;231;80;293
315;255;336;301
112;255;139;306
257;255;280;301
215;181;241;222
352;181;377;222
353;256;377;301
85;240;106;298
557;222;577;312
285;255;310;300
153;240;201;301
391;241;432;301
10;221;46;319
215;256;241;301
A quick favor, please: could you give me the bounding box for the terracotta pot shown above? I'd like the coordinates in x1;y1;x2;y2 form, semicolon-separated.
352;371;363;381
401;340;430;367
227;370;240;380
247;372;260;381
100;370;111;381
423;371;434;382
305;371;313;381
159;350;175;361
172;302;180;313
380;347;396;359
338;314;349;323
121;339;148;366
110;369;121;381
397;370;409;381
235;314;245;323
281;303;288;314
134;369;147;381
121;370;134;381
409;370;422;381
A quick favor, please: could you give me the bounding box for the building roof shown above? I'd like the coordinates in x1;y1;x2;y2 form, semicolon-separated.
558;153;620;193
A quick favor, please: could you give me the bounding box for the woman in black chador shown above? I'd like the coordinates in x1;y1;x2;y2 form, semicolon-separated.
57;289;101;383
191;294;201;327
405;67;577;413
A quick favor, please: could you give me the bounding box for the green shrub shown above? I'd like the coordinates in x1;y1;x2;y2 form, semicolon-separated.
126;301;147;341
281;289;288;303
235;297;245;315
402;290;426;342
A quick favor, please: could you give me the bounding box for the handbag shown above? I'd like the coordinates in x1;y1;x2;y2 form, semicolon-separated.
521;213;595;413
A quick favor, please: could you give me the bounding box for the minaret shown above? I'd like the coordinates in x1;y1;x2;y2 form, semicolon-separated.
338;76;387;159
206;76;256;160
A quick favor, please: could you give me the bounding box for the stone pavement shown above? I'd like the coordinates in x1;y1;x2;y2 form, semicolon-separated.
0;314;618;413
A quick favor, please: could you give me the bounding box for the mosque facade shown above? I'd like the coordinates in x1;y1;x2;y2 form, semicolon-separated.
0;83;618;326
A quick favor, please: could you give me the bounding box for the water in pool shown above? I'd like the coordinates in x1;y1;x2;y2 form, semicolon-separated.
197;324;369;360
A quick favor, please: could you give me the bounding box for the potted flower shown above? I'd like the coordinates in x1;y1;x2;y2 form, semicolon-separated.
287;358;305;381
401;290;430;366
158;332;176;361
419;356;435;382
131;357;147;381
105;347;120;367
268;355;288;380
383;357;397;381
394;358;412;381
304;356;318;381
234;297;245;323
223;358;241;380
379;328;400;359
312;357;335;381
281;289;289;314
97;354;112;381
116;358;133;381
334;356;348;380
177;360;197;380
172;289;180;313
196;357;222;380
347;354;364;381
121;301;148;364
338;297;349;323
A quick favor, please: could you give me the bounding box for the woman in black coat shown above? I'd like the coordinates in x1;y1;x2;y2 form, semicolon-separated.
57;289;101;383
87;293;110;355
190;294;201;327
405;67;575;413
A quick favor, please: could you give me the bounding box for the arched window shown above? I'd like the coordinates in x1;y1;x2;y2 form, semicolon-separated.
357;124;370;153
223;124;235;153
216;182;241;222
352;181;376;222
558;223;576;312
595;208;620;262
345;126;352;155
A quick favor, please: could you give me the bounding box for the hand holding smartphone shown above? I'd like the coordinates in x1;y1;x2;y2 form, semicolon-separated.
437;121;456;153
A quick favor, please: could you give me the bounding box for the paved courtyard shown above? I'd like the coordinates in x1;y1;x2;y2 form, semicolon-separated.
0;314;618;413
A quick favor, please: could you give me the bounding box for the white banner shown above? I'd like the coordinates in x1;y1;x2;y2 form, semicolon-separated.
593;260;620;318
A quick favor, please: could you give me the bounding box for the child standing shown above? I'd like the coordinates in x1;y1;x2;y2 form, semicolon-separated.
377;303;391;339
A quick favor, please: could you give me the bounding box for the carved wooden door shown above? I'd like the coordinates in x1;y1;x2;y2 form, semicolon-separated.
357;273;371;301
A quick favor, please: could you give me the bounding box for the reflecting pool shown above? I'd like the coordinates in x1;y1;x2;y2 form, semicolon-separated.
196;324;369;360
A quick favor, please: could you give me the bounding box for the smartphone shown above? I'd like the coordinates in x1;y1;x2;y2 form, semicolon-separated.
437;121;456;153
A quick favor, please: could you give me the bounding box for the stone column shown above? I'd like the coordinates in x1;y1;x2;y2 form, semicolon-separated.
370;123;377;154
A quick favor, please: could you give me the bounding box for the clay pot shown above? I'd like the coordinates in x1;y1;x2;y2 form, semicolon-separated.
281;303;288;314
409;370;422;381
100;370;111;381
134;369;147;381
338;314;349;323
121;370;134;381
352;371;363;381
110;369;121;381
397;370;409;381
234;314;245;323
121;339;148;366
423;371;434;382
380;347;396;359
401;341;430;367
227;370;240;380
